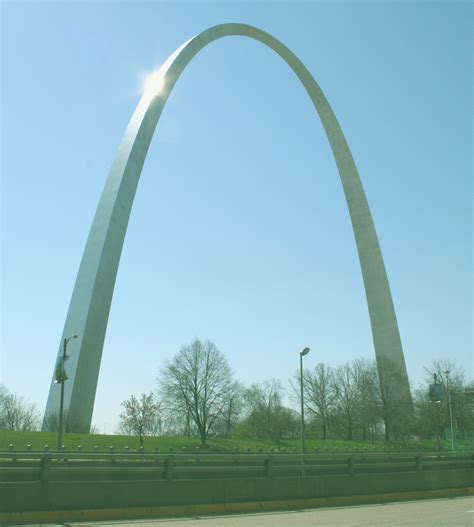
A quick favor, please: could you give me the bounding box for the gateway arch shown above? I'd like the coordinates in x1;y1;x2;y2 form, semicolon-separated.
43;23;412;433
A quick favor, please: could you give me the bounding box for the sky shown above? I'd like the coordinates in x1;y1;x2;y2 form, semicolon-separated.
1;0;472;433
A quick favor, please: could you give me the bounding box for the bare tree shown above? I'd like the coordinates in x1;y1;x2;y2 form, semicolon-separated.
375;357;414;442
118;392;161;447
240;379;297;443
332;363;359;440
412;385;444;448
159;339;234;445
352;358;379;441
0;385;40;431
303;363;335;440
425;360;464;383
423;360;473;442
89;424;101;435
214;381;244;438
453;386;474;441
42;409;85;433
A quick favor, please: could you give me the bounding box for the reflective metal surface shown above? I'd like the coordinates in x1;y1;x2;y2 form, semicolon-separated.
43;23;411;432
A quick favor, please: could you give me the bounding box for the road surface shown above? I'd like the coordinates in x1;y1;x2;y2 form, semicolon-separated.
68;496;474;527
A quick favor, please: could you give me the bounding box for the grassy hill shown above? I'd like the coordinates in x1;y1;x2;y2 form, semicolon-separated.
0;430;469;453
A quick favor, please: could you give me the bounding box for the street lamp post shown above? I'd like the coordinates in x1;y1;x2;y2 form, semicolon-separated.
56;334;77;450
444;370;455;450
431;373;441;450
300;347;310;476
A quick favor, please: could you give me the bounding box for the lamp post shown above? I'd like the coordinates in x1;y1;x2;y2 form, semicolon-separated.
429;373;442;450
444;370;455;450
300;347;310;476
56;334;77;449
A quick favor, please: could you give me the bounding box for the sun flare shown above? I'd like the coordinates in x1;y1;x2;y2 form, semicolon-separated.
143;70;165;99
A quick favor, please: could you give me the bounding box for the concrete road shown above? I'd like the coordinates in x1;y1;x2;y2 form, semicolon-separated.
70;497;474;527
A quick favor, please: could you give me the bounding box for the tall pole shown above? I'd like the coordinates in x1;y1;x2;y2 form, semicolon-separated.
433;373;441;451
57;334;77;450
444;370;455;450
57;338;67;450
300;353;305;456
299;347;310;477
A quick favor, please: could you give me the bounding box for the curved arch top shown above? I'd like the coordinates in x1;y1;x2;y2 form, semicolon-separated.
43;23;412;432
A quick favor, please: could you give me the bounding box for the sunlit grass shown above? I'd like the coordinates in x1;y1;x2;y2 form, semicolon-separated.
0;430;470;453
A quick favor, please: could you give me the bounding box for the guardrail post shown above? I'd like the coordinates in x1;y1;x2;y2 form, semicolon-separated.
264;456;273;478
416;453;423;472
164;455;174;480
40;452;52;483
348;455;355;475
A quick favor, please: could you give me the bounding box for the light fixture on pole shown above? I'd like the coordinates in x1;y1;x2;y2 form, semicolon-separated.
55;334;77;450
443;370;455;450
300;346;310;476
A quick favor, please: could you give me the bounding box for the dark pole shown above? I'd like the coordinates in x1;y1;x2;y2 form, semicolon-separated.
434;373;441;451
299;347;310;477
57;338;67;450
300;353;305;456
57;334;77;450
444;370;455;450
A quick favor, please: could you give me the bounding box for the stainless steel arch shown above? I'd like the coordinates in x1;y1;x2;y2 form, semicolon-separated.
43;23;411;432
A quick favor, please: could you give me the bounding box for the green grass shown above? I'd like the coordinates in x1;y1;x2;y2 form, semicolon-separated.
0;430;470;453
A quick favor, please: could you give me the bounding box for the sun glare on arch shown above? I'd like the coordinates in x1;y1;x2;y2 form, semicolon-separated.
142;70;165;99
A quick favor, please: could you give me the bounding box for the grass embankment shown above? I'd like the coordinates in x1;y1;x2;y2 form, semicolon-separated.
0;430;470;453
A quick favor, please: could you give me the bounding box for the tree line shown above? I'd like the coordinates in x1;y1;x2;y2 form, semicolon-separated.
118;338;474;446
2;338;471;445
0;384;40;431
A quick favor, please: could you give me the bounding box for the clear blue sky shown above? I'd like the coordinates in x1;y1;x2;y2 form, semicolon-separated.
1;1;472;432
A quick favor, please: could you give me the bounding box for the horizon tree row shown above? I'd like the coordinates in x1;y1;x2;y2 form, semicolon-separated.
2;339;472;445
117;338;473;445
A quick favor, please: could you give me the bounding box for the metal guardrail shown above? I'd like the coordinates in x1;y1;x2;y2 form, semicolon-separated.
0;450;472;483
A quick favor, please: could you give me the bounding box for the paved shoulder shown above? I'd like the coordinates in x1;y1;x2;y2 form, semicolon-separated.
69;496;474;527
